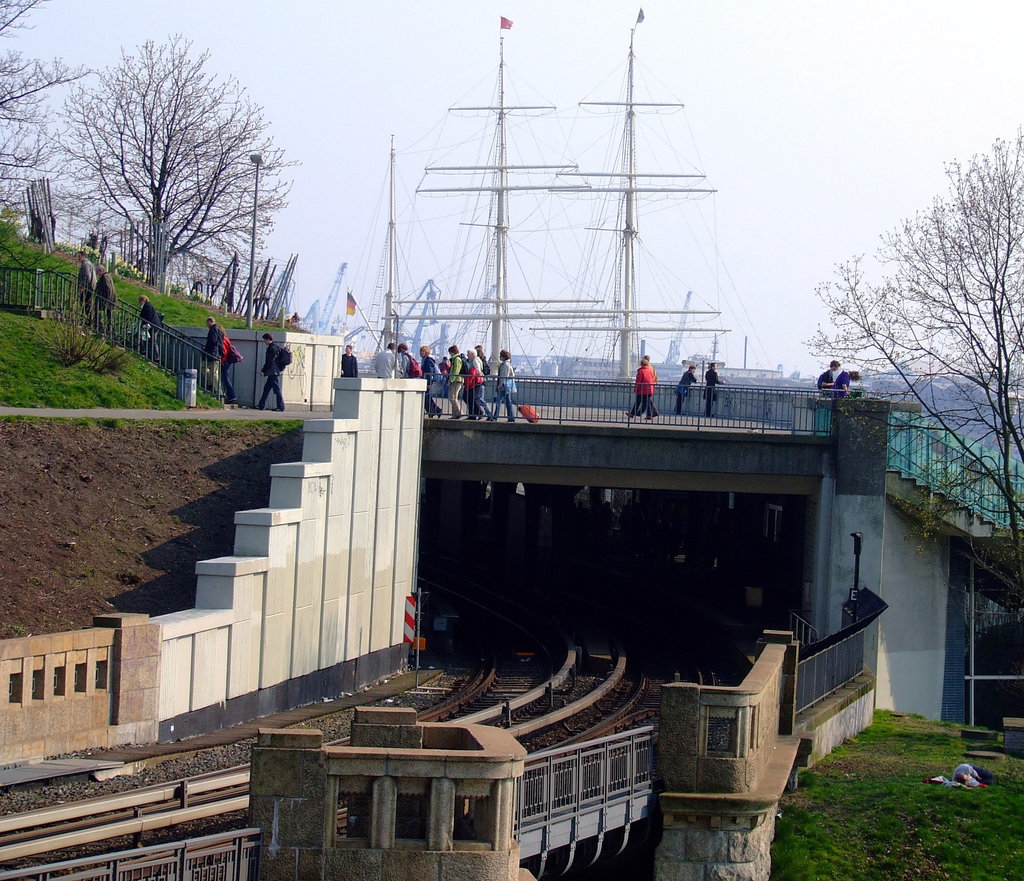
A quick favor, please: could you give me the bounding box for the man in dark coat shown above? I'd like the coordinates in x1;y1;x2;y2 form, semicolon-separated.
257;332;286;411
703;362;723;418
204;317;225;396
341;344;359;377
95;265;117;335
77;250;96;326
138;294;161;362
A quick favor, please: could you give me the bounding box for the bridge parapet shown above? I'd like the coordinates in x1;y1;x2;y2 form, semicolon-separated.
250;707;534;881
655;632;801;881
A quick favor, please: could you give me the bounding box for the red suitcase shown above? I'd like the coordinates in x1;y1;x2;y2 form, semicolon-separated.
517;404;540;423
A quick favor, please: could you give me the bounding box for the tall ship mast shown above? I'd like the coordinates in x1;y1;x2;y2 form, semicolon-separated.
410;15;728;377
415;31;584;365
554;20;725;377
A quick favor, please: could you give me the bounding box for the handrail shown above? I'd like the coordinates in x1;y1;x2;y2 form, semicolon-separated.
886;409;1024;529
0;265;219;398
432;374;840;434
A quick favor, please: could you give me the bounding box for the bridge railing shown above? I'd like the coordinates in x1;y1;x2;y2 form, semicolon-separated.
0;828;261;881
796;629;865;713
0;266;220;398
452;375;837;434
515;726;655;859
887;409;1024;529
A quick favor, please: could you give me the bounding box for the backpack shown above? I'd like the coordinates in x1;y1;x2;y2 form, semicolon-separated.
276;345;293;370
222;336;243;364
465;366;482;390
407;357;423;378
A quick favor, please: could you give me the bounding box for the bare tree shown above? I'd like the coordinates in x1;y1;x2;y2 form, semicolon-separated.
0;0;81;194
813;131;1024;593
61;36;290;276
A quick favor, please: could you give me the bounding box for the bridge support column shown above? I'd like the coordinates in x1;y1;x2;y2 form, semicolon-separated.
655;637;800;881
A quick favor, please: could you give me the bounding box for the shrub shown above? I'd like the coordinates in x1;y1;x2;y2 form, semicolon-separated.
37;305;132;375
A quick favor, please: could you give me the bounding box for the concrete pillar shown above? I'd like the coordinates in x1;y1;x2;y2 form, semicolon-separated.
826;400;896;635
249;729;328;881
428;776;456;851
489;777;515;851
94;613;160;741
370;776;397;849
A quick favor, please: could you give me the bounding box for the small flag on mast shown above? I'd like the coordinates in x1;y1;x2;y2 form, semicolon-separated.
636;8;645;24
346;290;357;316
500;16;513;29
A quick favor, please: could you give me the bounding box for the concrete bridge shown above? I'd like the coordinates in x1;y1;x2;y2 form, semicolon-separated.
420;394;977;723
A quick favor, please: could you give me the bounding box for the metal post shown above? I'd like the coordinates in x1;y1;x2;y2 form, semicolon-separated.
850;531;863;619
414;583;422;687
246;153;262;329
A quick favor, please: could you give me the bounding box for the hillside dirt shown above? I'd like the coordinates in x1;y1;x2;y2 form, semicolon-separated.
0;420;304;639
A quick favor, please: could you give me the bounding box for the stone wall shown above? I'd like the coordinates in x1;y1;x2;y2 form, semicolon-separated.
250;709;535;881
655;635;801;881
0;613;159;761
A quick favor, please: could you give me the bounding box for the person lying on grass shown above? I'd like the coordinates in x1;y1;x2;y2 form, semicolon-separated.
923;763;994;787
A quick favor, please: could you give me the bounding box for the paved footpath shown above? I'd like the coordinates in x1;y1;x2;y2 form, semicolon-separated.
0;405;323;421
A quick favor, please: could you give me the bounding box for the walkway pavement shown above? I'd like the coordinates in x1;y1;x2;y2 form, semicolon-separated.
0;406;324;421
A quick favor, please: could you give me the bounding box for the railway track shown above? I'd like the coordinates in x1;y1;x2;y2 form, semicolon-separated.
0;580;608;869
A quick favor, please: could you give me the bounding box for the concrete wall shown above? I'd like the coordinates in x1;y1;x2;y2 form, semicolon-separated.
154;378;424;740
177;327;352;409
874;505;949;718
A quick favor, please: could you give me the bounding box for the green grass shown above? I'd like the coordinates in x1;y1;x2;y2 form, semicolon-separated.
0;225;288;409
0;310;218;409
772;711;1024;880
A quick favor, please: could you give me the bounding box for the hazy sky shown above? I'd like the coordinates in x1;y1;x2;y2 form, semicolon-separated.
15;0;1024;376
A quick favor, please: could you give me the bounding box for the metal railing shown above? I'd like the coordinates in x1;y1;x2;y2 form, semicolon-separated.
0;266;220;398
887;409;1024;529
0;828;260;881
796;629;865;713
788;609;819;646
515;726;655;859
432;375;836;434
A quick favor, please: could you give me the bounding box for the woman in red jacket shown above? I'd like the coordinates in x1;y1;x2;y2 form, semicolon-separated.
627;356;658;420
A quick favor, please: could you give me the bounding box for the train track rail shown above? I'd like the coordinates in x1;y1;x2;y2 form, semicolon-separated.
0;581;587;867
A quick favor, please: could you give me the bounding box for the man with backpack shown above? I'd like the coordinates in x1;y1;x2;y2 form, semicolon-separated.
446;345;465;418
257;332;286;411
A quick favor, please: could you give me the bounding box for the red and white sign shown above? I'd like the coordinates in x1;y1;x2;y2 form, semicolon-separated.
403;595;416;644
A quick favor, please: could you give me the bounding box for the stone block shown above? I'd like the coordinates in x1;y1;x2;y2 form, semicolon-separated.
296;847;326;880
686;826;728;862
706;860;767;881
258;848;299;881
251;749;303;797
437;848;517;881
325;847;384;881
728;813;774;863
651;853;706;881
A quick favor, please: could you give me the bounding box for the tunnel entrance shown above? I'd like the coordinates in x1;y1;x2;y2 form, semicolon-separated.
421;478;808;666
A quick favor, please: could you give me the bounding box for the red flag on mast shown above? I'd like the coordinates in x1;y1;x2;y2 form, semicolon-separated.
500;16;513;29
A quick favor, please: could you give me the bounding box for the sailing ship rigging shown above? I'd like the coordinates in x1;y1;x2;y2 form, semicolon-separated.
380;18;730;377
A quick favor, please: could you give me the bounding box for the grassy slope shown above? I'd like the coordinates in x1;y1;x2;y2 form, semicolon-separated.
773;711;1024;881
0;229;285;408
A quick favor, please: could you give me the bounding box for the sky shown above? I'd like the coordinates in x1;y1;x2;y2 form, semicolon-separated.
14;0;1024;377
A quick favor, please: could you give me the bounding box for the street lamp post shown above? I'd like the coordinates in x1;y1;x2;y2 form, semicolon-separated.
246;153;263;329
